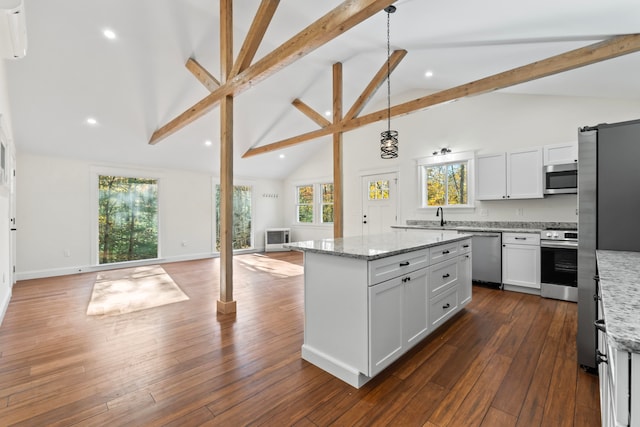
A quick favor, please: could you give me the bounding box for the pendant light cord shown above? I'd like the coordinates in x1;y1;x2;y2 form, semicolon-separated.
386;9;391;132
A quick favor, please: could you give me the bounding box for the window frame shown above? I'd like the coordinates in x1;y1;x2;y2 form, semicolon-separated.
293;181;334;226
90;165;163;266
213;182;255;253
417;151;475;210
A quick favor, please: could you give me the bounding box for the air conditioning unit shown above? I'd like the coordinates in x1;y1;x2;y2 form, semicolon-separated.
265;228;291;252
0;0;27;59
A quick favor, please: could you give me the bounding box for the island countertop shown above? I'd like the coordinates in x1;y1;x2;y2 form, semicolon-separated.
285;230;470;261
596;250;640;353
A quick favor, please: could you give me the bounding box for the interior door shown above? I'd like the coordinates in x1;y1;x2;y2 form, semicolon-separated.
361;172;398;236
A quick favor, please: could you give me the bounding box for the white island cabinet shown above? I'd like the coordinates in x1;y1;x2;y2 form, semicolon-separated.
596;250;640;427
287;231;472;388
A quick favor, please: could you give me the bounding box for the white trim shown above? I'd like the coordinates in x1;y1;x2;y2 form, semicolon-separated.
0;287;10;326
90;166;162;266
212;178;256;251
416;151;475;209
15;249;266;281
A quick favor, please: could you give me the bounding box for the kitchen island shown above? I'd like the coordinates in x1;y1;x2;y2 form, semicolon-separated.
595;250;640;426
286;230;472;388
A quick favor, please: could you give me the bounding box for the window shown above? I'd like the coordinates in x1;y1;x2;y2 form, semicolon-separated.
418;151;475;208
98;175;158;264
368;180;390;200
296;185;314;223
321;183;334;223
215;185;253;251
295;182;333;225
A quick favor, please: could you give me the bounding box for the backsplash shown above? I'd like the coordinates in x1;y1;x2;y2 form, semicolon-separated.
405;220;577;230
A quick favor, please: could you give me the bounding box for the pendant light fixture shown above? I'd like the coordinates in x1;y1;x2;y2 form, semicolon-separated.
380;5;398;159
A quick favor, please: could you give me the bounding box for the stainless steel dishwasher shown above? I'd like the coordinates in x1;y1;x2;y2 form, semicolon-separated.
459;231;502;286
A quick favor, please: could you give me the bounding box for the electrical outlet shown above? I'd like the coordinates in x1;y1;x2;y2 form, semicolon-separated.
63;249;71;257
516;208;524;217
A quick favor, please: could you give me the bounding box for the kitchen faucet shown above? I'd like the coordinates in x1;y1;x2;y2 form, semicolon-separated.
436;207;446;227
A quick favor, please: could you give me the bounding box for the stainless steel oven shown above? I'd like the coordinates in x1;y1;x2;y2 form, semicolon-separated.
540;229;578;302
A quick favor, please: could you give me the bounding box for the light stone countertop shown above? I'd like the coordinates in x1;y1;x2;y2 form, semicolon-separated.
596;250;640;353
285;230;471;261
392;225;541;233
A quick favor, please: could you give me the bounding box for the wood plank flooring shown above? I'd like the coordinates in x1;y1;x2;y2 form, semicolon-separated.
0;252;600;426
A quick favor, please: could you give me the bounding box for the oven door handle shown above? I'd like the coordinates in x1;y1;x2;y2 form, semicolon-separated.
541;241;578;249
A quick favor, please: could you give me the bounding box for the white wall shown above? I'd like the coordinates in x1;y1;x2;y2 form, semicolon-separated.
0;60;16;324
16;152;284;279
285;92;640;240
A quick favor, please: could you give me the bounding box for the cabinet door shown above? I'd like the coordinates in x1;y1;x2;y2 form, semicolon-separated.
369;277;404;377
476;153;507;200
507;148;543;199
458;253;472;305
502;244;540;289
544;142;578;165
404;268;429;349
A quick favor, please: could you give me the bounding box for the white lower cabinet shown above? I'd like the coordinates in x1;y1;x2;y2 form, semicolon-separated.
369;267;429;377
301;237;473;388
502;233;540;291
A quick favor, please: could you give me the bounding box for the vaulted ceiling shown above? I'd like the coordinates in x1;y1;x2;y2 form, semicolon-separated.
4;0;640;179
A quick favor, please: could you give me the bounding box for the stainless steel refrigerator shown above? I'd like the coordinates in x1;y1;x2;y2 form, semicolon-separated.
577;118;640;371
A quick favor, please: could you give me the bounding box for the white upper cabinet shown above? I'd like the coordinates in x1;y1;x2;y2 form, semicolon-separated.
476;153;507;200
476;148;543;200
543;142;578;165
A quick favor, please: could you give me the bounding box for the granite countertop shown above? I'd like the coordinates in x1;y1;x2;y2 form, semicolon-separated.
392;220;577;234
285;230;471;261
596;250;640;353
392;224;540;233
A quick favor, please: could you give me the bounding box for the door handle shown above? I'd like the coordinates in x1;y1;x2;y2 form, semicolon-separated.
363;221;367;224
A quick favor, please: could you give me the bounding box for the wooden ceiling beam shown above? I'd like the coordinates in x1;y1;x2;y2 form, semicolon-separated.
149;0;397;145
185;58;220;92
242;33;640;158
344;49;407;121
230;0;280;78
292;98;331;128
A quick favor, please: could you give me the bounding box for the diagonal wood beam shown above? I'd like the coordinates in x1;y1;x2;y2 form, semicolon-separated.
230;0;280;78
292;98;331;127
185;58;220;92
242;33;640;157
344;49;407;121
149;0;397;145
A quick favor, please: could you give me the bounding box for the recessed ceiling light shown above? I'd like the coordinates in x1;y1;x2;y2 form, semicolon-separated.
279;154;285;159
324;111;331;117
103;29;117;40
204;140;213;146
425;70;434;78
86;117;98;125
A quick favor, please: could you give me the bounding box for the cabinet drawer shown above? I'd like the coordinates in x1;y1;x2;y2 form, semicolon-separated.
430;287;458;328
429;258;458;296
458;239;472;254
368;248;430;286
430;242;459;264
502;233;540;245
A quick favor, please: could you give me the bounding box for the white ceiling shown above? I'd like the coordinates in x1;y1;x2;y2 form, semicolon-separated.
4;0;640;179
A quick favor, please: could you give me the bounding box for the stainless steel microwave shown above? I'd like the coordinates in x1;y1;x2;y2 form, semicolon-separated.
544;163;577;194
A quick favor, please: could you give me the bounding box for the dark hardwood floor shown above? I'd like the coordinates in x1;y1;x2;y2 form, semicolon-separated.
0;251;600;426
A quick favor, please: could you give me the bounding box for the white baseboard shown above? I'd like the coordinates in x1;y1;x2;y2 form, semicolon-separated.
0;286;11;326
15;249;266;281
